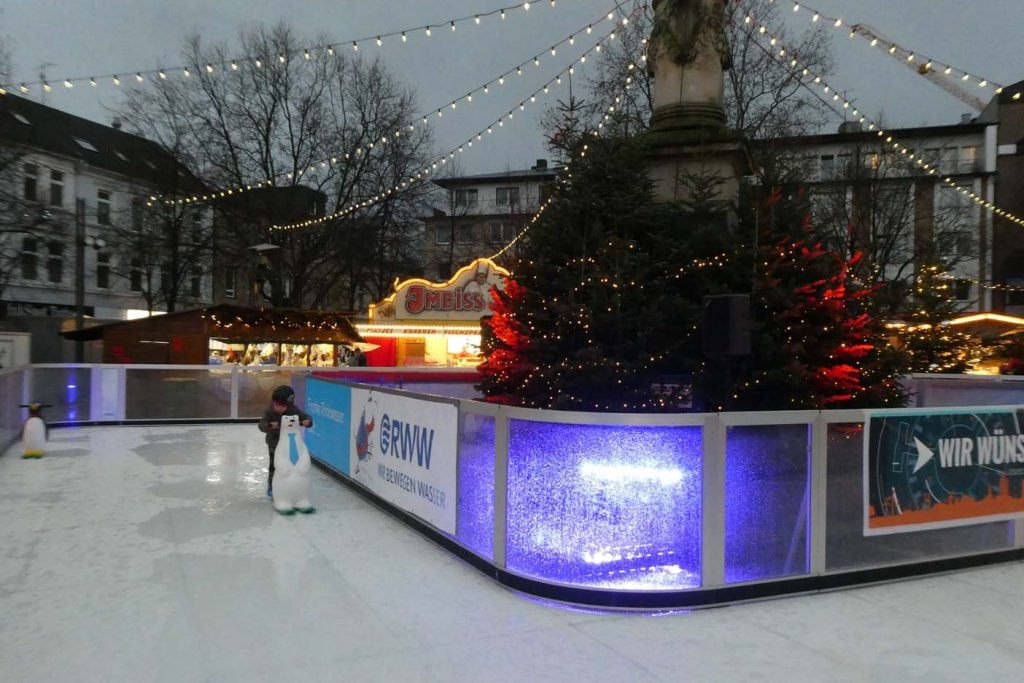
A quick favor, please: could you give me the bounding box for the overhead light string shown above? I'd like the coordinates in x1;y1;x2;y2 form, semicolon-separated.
0;1;573;95
490;6;650;262
150;7;623;207
743;13;1024;229
270;18;628;232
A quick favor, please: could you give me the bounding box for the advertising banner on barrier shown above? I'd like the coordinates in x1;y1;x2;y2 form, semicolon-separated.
349;387;458;535
865;408;1024;535
305;379;352;476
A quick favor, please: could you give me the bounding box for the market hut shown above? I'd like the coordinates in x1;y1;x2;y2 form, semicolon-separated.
61;303;364;365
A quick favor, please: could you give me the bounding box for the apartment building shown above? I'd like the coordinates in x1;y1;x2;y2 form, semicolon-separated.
422;159;558;280
0;94;210;359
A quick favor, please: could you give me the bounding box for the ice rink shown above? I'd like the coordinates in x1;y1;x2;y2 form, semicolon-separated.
3;424;1024;682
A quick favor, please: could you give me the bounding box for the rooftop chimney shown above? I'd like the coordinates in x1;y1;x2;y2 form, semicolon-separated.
532;158;548;170
961;113;974;125
111;118;122;130
838;121;862;134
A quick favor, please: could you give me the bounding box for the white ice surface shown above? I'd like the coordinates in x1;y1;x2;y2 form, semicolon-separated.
3;424;1024;682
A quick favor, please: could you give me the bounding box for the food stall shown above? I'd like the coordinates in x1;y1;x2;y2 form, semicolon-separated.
359;258;508;367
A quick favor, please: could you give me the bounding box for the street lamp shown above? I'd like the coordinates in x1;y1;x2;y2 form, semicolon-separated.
74;198;106;362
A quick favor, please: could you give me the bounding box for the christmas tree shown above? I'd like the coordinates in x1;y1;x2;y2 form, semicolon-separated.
478;135;747;411
896;264;975;373
477;278;533;405
479;136;909;411
696;187;908;411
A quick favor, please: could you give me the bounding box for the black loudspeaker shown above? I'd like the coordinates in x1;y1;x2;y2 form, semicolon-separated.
702;294;751;356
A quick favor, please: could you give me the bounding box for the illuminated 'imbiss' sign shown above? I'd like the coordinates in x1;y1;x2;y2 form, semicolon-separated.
369;258;509;322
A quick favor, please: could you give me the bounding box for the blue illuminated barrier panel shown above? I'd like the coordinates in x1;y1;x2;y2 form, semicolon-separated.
305;376;1024;610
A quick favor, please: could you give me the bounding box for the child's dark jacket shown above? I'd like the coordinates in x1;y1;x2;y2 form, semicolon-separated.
258;404;313;449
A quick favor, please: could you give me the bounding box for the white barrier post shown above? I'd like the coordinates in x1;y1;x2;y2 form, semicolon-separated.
493;411;509;569
701;414;726;588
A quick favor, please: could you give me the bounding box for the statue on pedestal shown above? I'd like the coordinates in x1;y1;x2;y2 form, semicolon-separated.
647;0;731;134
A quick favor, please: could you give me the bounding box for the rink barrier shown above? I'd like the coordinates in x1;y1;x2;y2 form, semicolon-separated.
6;364;1024;610
300;375;1024;610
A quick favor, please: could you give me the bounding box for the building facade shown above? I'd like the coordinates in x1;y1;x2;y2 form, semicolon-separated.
0;94;212;336
978;79;1024;315
759;117;999;314
421;159;558;280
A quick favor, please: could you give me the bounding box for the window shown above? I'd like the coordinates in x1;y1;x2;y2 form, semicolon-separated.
21;238;38;280
939;228;974;258
190;212;204;247
837;154;852;176
496;186;520;207
74;137;98;152
1007;279;1024;307
49;170;64;206
456;225;473;244
224;268;236;298
47;241;64;283
953;279;972;302
130;259;143;292
190;270;202;298
819;155;835;180
435;224;452;244
23;164;38;201
938;147;957;172
97;190;111;225
864;152;881;171
489;222;515;243
938;185;975;243
96;252;111;289
160;263;171;295
132;197;146;232
454;189;478;209
810;189;844;224
959;146;978;171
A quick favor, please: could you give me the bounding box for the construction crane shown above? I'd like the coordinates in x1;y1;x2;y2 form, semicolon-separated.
849;23;989;112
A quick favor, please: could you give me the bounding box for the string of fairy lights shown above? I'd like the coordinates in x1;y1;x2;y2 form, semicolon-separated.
743;10;1024;308
740;9;1024;233
270;17;633;232
488;40;650;259
0;1;587;95
144;9;624;208
757;0;1021;104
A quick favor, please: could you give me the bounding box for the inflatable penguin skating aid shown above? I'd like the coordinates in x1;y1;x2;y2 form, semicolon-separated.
19;402;50;459
272;414;315;515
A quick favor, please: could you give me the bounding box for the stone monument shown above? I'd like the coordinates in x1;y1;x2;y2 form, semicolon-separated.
645;0;747;206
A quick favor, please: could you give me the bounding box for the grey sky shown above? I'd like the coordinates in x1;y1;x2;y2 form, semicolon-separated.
2;0;1021;175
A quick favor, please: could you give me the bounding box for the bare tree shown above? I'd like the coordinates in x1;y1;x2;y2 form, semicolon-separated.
725;0;835;141
115;22;433;311
542;0;835;144
808;141;976;315
104;192;214;313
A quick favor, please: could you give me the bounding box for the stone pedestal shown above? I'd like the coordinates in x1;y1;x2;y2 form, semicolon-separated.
645;129;748;207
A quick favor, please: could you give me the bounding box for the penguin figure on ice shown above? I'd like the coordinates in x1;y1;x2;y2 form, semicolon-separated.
272;414;315;515
19;402;51;459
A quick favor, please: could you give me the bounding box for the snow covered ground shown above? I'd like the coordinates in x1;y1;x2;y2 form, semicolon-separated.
2;424;1023;682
